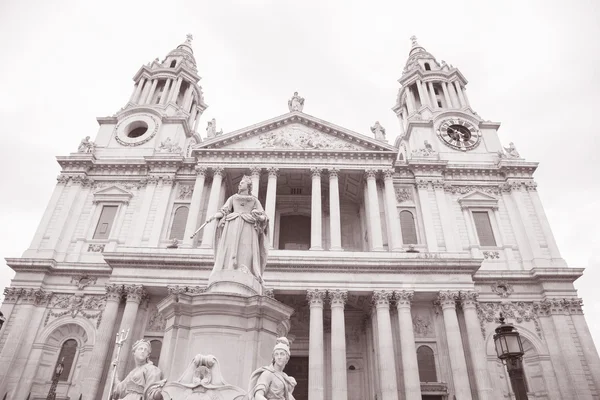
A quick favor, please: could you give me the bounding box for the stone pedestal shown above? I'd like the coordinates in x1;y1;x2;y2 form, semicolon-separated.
157;292;294;389
206;269;263;296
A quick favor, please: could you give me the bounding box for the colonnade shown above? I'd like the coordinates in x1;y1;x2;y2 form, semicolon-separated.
305;289;492;400
183;166;404;251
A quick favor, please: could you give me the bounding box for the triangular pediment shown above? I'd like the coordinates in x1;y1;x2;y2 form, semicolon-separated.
457;190;498;208
193;112;397;153
93;185;133;204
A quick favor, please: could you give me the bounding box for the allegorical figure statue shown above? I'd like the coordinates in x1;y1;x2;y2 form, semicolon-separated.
504;141;521;158
287;91;304;112
370;121;386;141
78;136;96;153
206;175;269;283
112;339;163;400
248;337;297;400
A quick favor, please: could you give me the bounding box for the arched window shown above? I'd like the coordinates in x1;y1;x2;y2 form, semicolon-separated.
169;206;189;240
170;60;177;68
56;339;78;381
149;339;163;366
400;210;418;244
417;345;437;382
424;63;431;71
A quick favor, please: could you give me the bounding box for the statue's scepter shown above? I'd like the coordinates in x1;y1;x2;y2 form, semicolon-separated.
107;328;130;400
190;216;216;239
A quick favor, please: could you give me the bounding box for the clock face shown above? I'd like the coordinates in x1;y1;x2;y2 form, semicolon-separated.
436;118;481;151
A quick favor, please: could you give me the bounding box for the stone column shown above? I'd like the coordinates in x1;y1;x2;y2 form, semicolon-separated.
160;79;172;105
329;168;342;251
182;84;194;110
448;81;461;108
459;291;493;400
144;79;158;104
461;86;471;107
442;82;453;108
383;168;403;251
133;78;146;103
394;290;421;400
169;77;183;103
200;167;224;248
265;167;278;248
365;169;384;251
454;81;466;107
372;290;399;400
525;182;563;261
115;285;146;378
84;284;123;400
428;82;438;109
149;176;175;246
193;109;202;132
249;167;261;197
406;89;417;114
310;167;323;250
182;166;207;248
416;80;429;107
415;179;438;251
188;103;198;126
437;291;471;399
329;289;348;400
432;180;457;252
307;289;326;400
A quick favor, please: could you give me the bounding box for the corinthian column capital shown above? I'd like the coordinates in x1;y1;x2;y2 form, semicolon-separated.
371;290;393;308
328;289;348;308
459;290;479;309
123;285;146;304
394;290;414;308
437;290;459;310
307;289;327;307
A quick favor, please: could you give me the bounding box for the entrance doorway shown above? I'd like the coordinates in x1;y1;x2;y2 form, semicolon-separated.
278;215;311;250
284;356;308;400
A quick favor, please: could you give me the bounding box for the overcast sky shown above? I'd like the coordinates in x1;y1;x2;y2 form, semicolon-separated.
1;0;599;349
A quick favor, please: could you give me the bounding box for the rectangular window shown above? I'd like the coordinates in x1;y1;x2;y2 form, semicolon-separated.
93;205;118;240
472;211;497;246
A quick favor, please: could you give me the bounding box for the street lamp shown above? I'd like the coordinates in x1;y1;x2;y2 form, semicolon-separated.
46;357;65;400
493;313;528;400
0;311;5;330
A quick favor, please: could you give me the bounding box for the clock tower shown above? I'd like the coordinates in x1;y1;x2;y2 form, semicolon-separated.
393;36;506;162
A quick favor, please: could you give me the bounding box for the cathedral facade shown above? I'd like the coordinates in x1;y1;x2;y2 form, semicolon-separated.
1;36;599;400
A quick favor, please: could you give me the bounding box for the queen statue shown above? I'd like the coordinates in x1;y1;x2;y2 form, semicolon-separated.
205;175;269;283
248;337;297;400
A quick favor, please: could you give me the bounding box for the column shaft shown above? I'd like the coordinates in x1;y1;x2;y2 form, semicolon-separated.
160;79;172;105
454;81;466;107
169;77;183;103
307;290;326;400
428;82;438;109
383;170;403;251
437;291;471;399
372;291;399;400
182;166;207;247
442;82;453;108
200;168;224;248
115;286;145;378
395;291;421;400
250;167;261;198
133;78;146;103
310;167;323;250
406;89;416;113
462;87;471;107
144;79;158;104
416;80;430;107
365;169;384;251
265;168;278;248
329;169;342;251
330;290;348;400
83;285;122;400
460;292;493;400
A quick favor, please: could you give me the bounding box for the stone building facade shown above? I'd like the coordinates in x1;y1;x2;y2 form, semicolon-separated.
1;35;599;400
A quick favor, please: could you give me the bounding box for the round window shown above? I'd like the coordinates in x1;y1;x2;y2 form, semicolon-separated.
126;121;149;138
114;114;159;147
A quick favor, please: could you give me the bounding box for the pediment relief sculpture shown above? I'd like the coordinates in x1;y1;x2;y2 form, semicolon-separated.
258;126;361;151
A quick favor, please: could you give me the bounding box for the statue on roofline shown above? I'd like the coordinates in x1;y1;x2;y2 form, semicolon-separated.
288;92;304;112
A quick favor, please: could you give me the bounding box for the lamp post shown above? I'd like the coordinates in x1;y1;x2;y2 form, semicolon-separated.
46;357;64;400
493;313;529;400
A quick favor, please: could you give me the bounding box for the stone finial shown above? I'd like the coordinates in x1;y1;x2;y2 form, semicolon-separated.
186;33;193;44
410;35;419;47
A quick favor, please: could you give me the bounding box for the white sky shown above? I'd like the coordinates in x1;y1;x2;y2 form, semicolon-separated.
1;0;599;350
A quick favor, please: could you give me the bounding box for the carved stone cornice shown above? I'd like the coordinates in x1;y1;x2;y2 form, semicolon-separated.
393;290;414;308
364;168;378;180
123;285;146;303
105;284;124;302
306;289;327;306
20;288;39;304
436;291;459;309
459;291;479;309
3;287;23;303
371;290;393;308
534;298;584;316
443;183;502;195
328;289;348;307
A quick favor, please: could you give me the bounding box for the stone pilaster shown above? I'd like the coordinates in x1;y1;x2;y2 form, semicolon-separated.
310;167;323;250
568;298;600;396
182;165;207;247
265;167;279;248
416;179;438;251
372;290;399;400
149;175;175;246
394;290;421;400
329;289;348;400
436;291;471;399
459;291;492;400
307;289;326;400
383;169;403;251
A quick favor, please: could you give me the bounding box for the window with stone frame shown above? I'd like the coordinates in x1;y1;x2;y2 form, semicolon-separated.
417;345;437;382
472;211;497;246
400;210;419;244
148;339;162;367
55;339;78;381
169;205;189;240
92;205;118;240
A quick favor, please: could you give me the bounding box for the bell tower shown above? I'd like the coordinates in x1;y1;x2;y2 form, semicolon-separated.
393;36;504;162
93;35;208;157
